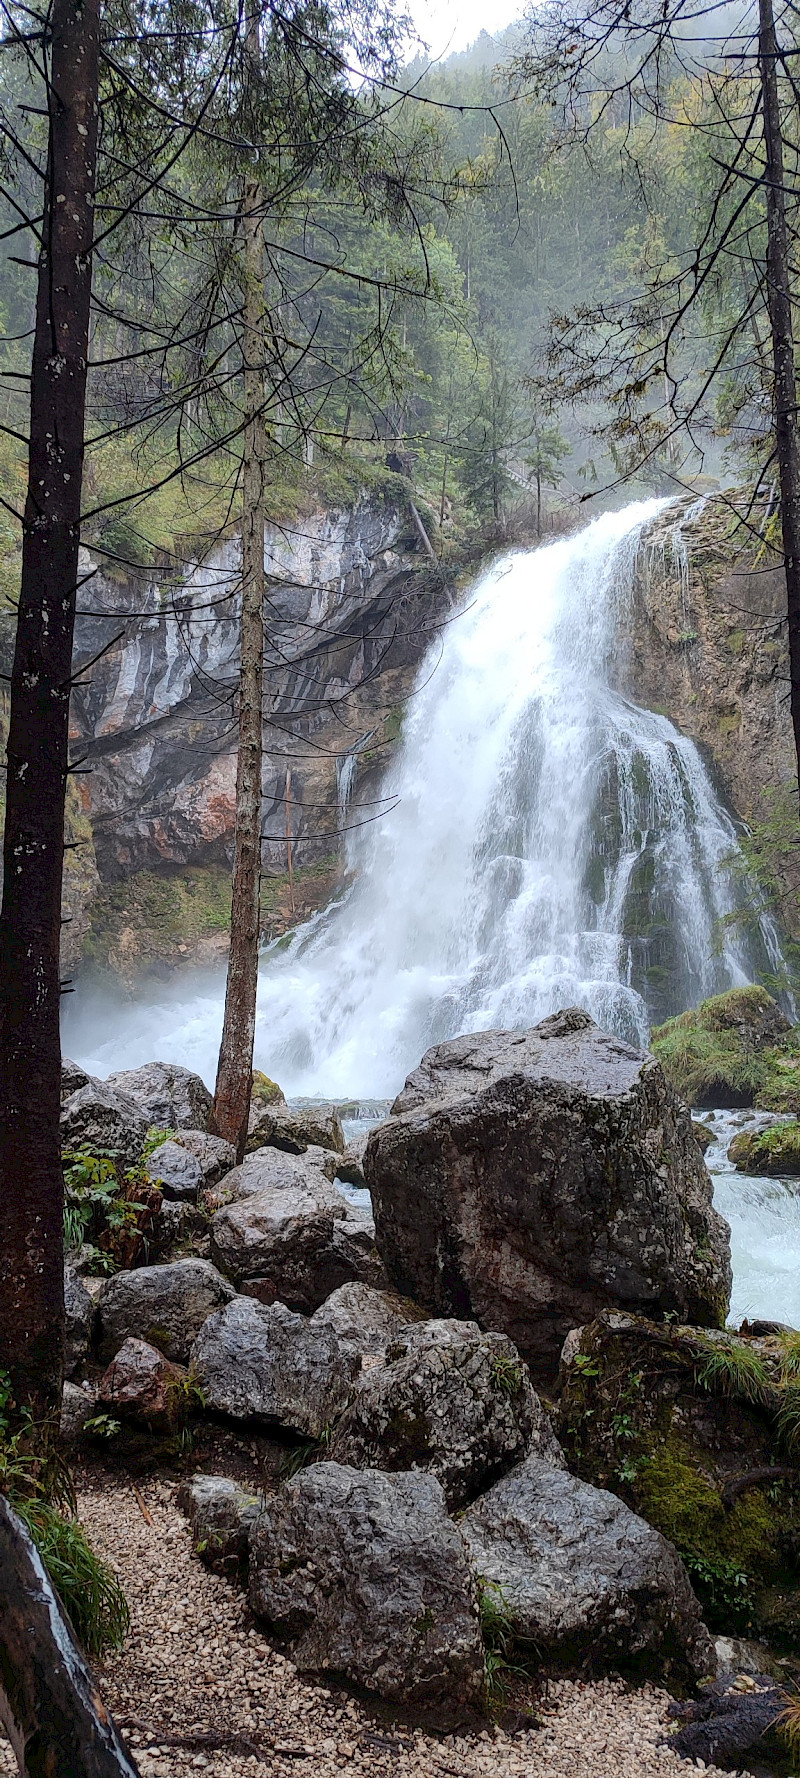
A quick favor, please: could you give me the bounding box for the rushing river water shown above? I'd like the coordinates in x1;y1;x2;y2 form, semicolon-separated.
64;499;797;1328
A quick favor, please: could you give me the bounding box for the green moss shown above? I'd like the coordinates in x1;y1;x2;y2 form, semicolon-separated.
651;986;800;1110
729;1120;800;1175
251;1070;284;1106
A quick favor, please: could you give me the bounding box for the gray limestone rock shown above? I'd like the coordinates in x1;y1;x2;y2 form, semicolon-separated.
246;1101;345;1157
106;1061;212;1132
335;1134;369;1188
60;1079;149;1166
310;1281;426;1363
190;1296;358;1438
248;1462;486;1725
460;1455;716;1686
172;1129;236;1184
209;1166;382;1312
330;1319;562;1509
64;1266;96;1379
61;1058;92;1100
59;1382;97;1445
366;1011;732;1369
178;1472;260;1576
145;1139;204;1200
98;1258;235;1364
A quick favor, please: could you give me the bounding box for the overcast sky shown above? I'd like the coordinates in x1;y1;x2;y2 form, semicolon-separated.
407;0;524;61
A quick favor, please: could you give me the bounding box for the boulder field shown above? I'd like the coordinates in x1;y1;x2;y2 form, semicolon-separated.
60;1010;795;1730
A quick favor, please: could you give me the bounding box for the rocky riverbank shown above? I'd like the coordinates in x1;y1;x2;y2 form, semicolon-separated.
51;1009;800;1774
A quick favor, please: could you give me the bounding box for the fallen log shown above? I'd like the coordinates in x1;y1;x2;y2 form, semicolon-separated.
0;1493;140;1776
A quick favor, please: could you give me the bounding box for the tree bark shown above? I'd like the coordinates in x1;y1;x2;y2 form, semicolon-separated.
0;1494;140;1777
0;0;99;1421
759;0;800;782
210;37;266;1160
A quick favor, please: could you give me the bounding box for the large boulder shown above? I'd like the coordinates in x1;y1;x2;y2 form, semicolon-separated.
460;1455;716;1687
190;1296;358;1438
106;1061;212;1132
178;1473;260;1576
246;1101;345;1157
96;1336;188;1433
330;1319;561;1509
557;1311;800;1651
208;1164;385;1312
310;1282;426;1364
60;1079;149;1165
365;1010;731;1369
64;1266;95;1378
249;1462;486;1725
203;1146;339;1208
98;1258;236;1364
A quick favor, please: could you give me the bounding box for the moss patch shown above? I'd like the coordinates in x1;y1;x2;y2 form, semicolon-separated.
729;1120;800;1175
558;1314;800;1647
652;985;800;1110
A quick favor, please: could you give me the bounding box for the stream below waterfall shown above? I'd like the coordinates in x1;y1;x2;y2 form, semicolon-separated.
64;499;797;1330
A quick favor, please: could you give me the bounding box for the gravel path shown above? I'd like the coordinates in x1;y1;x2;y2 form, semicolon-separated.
0;1472;736;1778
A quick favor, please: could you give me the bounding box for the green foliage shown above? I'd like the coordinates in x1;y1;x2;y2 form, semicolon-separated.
728;1121;800;1177
680;1550;753;1632
697;1339;773;1408
142;1127;178;1158
62;1145;152;1266
0;1372;128;1656
651;987;800;1112
83;1413;122;1442
476;1576;527;1704
489;1352;525;1396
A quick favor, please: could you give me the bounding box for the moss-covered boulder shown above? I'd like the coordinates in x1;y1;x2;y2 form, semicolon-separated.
651;985;800;1110
557;1311;800;1650
728;1120;800;1175
251;1071;285;1108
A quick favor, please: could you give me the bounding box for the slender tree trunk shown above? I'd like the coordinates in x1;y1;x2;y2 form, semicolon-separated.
210;115;266;1159
0;0;99;1422
759;0;800;782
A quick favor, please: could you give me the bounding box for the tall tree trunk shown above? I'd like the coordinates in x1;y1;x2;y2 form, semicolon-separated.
759;0;800;782
0;0;99;1422
210;71;266;1159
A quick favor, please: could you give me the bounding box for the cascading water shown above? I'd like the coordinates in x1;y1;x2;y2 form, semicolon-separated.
65;498;780;1100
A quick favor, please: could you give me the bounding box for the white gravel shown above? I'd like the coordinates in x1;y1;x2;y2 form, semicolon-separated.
0;1472;736;1778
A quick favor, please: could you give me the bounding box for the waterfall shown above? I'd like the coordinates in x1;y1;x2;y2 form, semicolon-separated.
64;499;779;1097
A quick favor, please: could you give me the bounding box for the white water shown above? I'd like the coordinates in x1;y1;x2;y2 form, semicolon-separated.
65;499;775;1100
701;1111;800;1329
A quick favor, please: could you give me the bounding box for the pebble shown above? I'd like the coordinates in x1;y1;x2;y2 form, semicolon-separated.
0;1472;739;1777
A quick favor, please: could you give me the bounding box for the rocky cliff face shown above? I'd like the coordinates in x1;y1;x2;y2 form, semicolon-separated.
629;494;792;831
7;489;451;978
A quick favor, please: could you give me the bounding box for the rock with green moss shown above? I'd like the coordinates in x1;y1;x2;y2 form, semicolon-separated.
651;986;800;1111
557;1311;800;1650
329;1318;563;1509
692;1119;714;1153
728;1120;800;1175
251;1071;285;1107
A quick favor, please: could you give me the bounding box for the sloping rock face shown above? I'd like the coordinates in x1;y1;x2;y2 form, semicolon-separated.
365;1011;731;1370
630;496;795;919
57;493;450;976
460;1455;715;1687
60;1080;149;1165
310;1282;426;1363
248;1463;486;1725
330;1319;561;1509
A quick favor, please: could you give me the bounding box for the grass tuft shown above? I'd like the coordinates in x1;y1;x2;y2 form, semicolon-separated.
697;1340;773;1407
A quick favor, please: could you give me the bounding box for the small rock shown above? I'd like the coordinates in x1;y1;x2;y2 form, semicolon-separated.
336;1135;369;1188
106;1061;212;1133
172;1129;236;1185
60;1079;149;1166
248;1462;486;1726
178;1472;260;1576
251;1071;286;1107
330;1319;562;1508
145;1140;205;1200
460;1454;716;1687
97;1336;189;1433
190;1296;359;1438
60;1380;97;1445
98;1258;236;1363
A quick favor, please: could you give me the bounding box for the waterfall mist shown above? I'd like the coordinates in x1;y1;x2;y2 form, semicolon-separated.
65;500;777;1096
